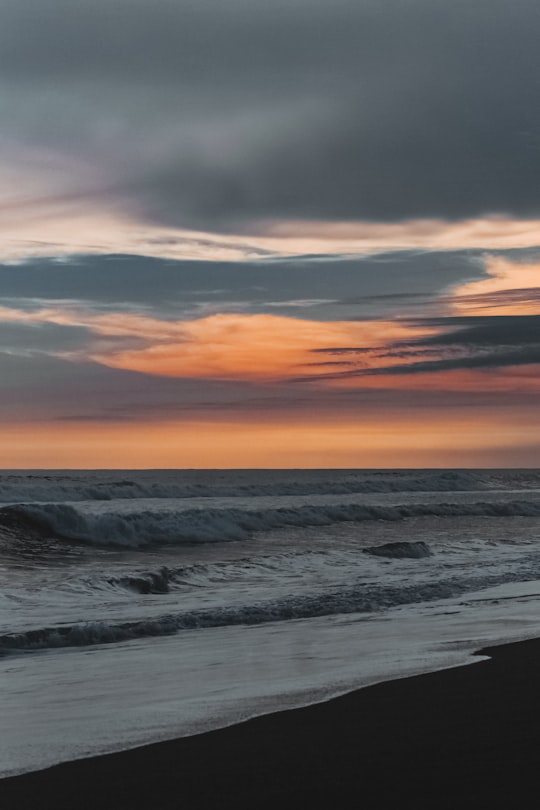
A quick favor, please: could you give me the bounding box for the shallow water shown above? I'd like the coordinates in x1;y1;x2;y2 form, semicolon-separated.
1;468;540;776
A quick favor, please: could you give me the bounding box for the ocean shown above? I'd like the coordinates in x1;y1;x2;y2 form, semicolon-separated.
1;468;540;778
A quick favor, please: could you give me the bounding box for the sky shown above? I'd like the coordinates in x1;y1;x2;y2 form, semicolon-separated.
1;0;539;468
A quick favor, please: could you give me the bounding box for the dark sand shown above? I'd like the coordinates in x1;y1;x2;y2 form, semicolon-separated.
2;638;540;809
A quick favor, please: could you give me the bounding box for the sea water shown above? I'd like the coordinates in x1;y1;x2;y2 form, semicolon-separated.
1;468;540;777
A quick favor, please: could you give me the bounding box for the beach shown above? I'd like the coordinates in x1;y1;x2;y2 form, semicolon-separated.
2;636;539;809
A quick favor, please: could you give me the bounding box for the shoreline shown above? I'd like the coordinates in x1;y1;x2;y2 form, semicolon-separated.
2;637;540;808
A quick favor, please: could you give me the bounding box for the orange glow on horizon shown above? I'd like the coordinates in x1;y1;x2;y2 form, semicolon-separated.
1;407;538;469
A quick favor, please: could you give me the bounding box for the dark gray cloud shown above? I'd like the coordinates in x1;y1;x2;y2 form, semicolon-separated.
0;249;499;321
3;1;540;229
441;288;540;312
0;352;286;422
406;315;540;347
304;314;540;379
377;313;540;373
0;321;92;354
311;347;373;355
367;346;540;376
0;315;149;359
299;344;540;380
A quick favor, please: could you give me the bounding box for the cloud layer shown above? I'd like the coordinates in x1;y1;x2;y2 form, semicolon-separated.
3;0;540;232
1;2;539;466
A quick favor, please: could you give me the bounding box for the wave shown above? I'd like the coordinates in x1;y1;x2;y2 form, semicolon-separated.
363;541;432;558
0;469;509;503
2;499;540;548
3;567;538;655
107;567;173;594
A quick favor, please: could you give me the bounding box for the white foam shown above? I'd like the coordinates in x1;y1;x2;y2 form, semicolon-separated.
2;581;540;778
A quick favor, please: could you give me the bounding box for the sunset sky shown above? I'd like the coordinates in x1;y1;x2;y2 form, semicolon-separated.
1;0;539;467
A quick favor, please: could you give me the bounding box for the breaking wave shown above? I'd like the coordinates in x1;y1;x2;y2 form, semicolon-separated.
2;567;539;655
2;499;540;548
106;567;173;594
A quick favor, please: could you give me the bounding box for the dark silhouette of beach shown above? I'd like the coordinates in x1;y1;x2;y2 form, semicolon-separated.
2;637;539;809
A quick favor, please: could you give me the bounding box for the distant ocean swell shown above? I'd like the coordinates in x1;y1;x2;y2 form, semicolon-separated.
2;567;539;655
1;500;539;548
1;469;538;503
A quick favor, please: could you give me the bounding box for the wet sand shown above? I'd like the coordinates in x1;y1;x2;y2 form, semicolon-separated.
1;637;540;808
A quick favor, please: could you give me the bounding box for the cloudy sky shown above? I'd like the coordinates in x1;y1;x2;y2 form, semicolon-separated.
1;0;539;467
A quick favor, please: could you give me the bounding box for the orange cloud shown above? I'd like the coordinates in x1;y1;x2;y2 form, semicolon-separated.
0;303;429;381
91;313;421;380
451;257;540;315
0;303;436;381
